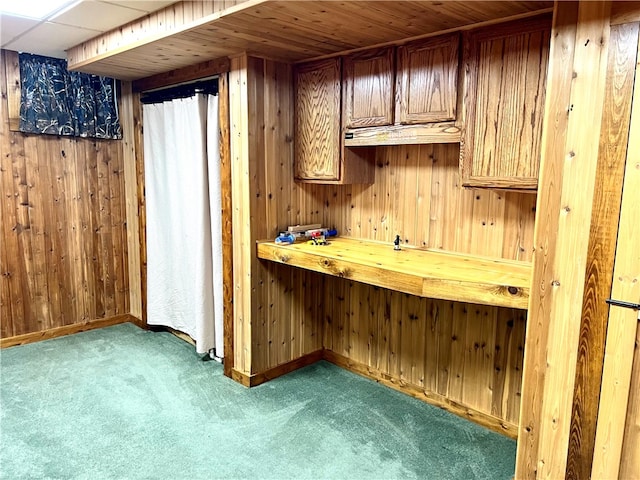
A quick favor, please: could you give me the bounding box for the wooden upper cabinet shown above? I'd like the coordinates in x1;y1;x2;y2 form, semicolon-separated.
295;58;374;184
461;15;551;190
294;58;342;181
396;33;459;125
343;48;394;128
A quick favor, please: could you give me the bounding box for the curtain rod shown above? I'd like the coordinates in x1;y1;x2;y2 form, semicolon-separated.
140;77;218;105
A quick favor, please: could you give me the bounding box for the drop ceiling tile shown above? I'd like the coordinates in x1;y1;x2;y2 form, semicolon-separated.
0;15;39;47
5;22;102;59
52;1;153;31
99;1;176;13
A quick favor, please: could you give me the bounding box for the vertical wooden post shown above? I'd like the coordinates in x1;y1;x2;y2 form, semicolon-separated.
516;1;611;478
229;54;252;374
591;28;640;477
120;81;143;320
565;21;639;480
218;73;235;377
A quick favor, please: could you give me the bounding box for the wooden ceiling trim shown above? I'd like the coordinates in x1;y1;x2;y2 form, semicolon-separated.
132;56;230;92
67;0;260;69
67;0;553;81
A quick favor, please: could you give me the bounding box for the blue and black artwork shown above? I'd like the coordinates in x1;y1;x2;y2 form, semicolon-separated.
19;53;121;140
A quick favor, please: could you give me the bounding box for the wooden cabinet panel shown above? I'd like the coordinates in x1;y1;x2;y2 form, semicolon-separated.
461;16;551;190
295;58;374;184
343;47;394;128
396;33;459;124
295;58;342;181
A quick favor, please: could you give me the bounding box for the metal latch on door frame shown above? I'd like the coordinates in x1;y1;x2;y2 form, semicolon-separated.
606;298;640;310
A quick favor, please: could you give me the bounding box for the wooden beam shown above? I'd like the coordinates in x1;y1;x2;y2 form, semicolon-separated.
132;86;147;323
0;314;144;348
565;21;639;480
120;81;143;320
132;56;231;92
516;1;611;478
218;72;234;378
591;26;640;479
4;50;20;131
229;54;252;374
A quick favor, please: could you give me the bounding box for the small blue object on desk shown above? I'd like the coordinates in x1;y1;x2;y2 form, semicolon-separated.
275;233;296;244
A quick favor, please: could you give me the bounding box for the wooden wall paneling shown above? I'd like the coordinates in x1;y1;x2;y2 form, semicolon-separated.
218;72;234;376
446;302;467;403
435;300;454;397
565;21;639;480
413;144;433;248
387;290;402;380
516;2;611;478
501;192;537;262
1;47;129;340
463;305;497;414
422;298;437;392
95;140;114;318
120;82;143;319
24;134;49;329
619;327;640;479
229;55;325;376
229;54;252;374
14;133;37;330
247;56;268;374
132;92;147;323
4;50;19;131
591;21;640;478
409;295;427;388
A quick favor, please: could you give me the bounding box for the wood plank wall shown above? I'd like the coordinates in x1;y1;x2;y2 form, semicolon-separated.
516;2;612;478
565;21;639;480
230;56;326;375
0;50;130;338
234;64;535;422
317;145;535;427
233;53;536;427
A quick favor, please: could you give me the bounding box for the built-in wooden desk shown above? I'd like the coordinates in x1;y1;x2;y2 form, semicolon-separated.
257;237;531;309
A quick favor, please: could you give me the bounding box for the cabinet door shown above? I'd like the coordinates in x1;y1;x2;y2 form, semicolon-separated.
295;58;342;181
343;47;394;128
396;33;459;124
461;16;551;190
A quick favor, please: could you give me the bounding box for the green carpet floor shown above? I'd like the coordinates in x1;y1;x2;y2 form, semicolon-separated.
0;323;516;479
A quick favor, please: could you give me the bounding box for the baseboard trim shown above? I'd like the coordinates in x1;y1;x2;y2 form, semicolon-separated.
231;349;324;387
0;314;143;348
323;350;519;439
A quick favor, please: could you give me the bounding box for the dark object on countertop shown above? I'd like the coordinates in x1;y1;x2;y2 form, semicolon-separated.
394;235;401;251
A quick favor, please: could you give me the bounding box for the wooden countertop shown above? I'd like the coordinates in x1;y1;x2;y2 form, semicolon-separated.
257;237;531;309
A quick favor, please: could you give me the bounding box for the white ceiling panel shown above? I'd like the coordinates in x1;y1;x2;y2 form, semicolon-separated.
100;1;176;13
0;0;175;59
0;16;39;47
5;22;102;58
52;1;153;31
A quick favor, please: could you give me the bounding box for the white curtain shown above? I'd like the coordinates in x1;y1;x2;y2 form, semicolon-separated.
143;93;223;357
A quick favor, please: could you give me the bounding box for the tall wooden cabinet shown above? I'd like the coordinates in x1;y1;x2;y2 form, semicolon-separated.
460;16;551;190
294;58;342;181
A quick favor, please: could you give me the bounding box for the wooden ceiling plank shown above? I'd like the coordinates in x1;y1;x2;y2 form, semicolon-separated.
67;0;553;80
